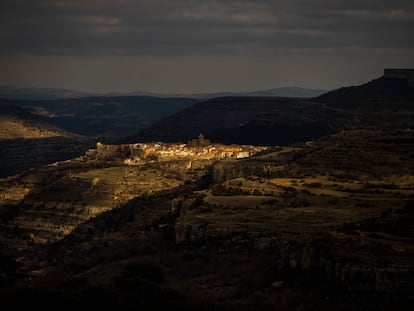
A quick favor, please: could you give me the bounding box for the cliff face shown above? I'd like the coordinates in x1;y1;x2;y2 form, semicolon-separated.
211;147;308;182
174;212;414;293
171;130;414;295
211;160;266;182
0;154;210;250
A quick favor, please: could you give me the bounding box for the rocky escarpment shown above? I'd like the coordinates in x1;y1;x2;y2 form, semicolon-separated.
0;155;209;251
172;130;414;295
211;160;268;182
1;128;413;310
211;147;305;182
212;129;414;182
46;188;413;297
174;210;414;294
1;138;266;252
44;187;183;273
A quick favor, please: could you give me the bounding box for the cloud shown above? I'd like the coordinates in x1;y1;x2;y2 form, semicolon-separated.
0;0;413;92
1;0;413;56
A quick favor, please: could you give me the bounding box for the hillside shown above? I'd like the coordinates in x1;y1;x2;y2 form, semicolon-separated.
0;95;198;176
130;96;318;144
0;96;198;138
0;129;413;309
131;70;414;146
0;106;94;177
315;74;414;110
0;106;74;140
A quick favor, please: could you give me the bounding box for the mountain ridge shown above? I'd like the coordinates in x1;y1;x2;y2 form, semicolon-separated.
129;72;414;146
0;85;327;100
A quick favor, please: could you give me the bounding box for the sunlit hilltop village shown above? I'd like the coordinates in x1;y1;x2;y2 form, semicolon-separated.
85;134;267;164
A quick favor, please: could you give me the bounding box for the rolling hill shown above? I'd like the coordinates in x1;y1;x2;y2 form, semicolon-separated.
0;106;94;177
315;73;414;110
0;96;198;138
0;106;74;140
130;70;414;146
0;95;198;176
128;96;317;144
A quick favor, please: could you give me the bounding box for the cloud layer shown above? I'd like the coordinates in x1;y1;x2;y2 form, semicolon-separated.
0;0;413;92
2;0;414;55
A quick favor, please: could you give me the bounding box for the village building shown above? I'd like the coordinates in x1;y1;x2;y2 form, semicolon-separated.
87;134;267;164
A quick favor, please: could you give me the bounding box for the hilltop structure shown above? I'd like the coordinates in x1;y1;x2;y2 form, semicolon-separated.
187;133;211;147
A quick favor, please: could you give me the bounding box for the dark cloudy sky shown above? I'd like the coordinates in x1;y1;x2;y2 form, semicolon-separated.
1;0;413;93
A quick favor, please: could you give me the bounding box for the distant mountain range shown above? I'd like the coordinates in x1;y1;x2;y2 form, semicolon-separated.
181;87;327;98
2;69;413;146
0;85;92;100
0;85;327;100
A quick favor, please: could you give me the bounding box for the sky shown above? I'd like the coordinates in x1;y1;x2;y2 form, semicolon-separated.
0;0;413;94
